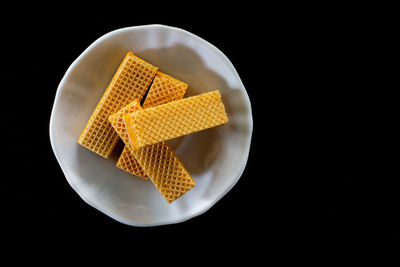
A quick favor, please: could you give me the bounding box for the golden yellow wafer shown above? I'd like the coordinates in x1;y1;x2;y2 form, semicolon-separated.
109;100;142;146
122;101;195;203
142;72;188;108
133;142;195;203
116;145;148;179
77;51;158;158
125;90;228;150
109;72;188;178
109;101;147;179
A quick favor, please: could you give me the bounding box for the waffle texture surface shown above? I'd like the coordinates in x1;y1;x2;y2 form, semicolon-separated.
125;90;228;150
117;101;194;202
132;142;195;203
77;52;158;158
110;100;147;179
142;72;188;108
111;72;188;178
116;145;148;179
109;100;142;145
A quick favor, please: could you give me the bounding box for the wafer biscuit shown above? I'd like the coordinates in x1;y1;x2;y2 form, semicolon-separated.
123;102;195;203
133;142;195;203
142;72;188;108
125;90;228;150
77;52;158;158
108;100;142;146
109;72;188;145
109;100;148;179
116;145;148;179
110;72;188;178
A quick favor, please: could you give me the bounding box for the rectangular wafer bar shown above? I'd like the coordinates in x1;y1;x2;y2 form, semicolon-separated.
77;51;158;158
122;101;195;203
124;90;228;150
110;71;188;178
109;100;147;179
133;142;195;203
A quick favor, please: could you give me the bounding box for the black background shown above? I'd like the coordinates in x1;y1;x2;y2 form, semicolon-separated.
2;5;399;254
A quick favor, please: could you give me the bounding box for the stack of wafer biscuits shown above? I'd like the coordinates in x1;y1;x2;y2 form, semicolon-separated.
78;51;228;203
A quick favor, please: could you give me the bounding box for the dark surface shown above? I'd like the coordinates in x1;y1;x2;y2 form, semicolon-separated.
2;7;398;252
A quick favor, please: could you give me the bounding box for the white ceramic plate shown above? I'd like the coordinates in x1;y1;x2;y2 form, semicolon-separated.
49;24;253;226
